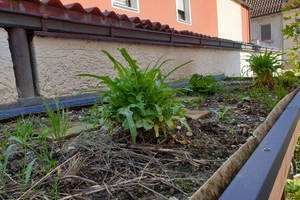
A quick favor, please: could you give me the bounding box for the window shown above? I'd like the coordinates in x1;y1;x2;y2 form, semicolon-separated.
176;0;191;24
112;0;139;12
259;22;273;42
261;24;271;41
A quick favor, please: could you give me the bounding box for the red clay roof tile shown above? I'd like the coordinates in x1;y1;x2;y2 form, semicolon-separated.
247;0;299;18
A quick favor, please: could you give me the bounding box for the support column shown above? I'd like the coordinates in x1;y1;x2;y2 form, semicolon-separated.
8;28;35;98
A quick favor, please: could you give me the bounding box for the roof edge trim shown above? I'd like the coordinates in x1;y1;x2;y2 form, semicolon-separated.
234;0;253;9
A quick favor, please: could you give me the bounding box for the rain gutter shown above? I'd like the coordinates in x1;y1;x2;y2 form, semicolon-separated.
0;7;258;51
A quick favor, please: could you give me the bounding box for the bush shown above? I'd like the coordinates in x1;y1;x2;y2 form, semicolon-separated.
244;49;285;88
77;48;192;142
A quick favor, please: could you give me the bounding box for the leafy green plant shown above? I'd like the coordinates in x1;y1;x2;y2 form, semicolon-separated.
77;48;192;142
42;92;70;141
212;106;236;119
186;74;218;94
244;49;285;88
286;179;300;200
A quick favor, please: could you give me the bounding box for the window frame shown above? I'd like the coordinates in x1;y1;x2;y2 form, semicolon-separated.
176;0;192;25
258;21;273;43
112;0;139;13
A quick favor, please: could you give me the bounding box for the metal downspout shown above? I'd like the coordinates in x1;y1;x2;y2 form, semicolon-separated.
8;28;35;98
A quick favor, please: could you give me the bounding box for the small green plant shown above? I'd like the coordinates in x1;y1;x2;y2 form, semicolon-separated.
275;71;299;87
7;136;56;168
212;106;236;119
1;115;38;141
180;97;202;105
186;74;218;94
220;84;233;99
286;179;300;200
47;173;63;200
77;48;192;142
249;85;287;111
42;92;70;141
0;143;16;185
244;49;285;88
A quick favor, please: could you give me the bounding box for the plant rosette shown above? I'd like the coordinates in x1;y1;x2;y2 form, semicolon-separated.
77;48;192;142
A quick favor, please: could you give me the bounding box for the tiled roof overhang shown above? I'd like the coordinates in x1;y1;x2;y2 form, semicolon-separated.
247;0;299;18
0;0;255;50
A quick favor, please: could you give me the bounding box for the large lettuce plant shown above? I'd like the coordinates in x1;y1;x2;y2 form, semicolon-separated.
77;48;192;142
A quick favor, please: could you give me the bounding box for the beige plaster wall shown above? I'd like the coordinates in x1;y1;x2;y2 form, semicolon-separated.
33;36;244;98
250;13;283;49
217;0;243;42
0;28;18;104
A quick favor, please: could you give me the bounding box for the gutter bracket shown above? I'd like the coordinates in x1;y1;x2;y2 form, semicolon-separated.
170;33;174;44
111;25;115;38
42;15;48;32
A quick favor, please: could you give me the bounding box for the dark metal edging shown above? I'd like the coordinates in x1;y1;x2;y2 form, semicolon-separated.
0;96;100;120
219;91;300;200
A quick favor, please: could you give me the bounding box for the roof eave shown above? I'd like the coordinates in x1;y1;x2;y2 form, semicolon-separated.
234;0;253;9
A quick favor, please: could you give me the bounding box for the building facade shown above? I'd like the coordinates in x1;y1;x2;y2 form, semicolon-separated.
247;0;298;68
60;0;251;43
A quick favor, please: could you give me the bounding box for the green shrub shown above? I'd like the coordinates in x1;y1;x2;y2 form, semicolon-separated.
244;49;285;88
186;74;218;94
77;48;192;142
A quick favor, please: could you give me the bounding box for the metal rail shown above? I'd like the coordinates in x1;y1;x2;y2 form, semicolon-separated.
219;91;300;200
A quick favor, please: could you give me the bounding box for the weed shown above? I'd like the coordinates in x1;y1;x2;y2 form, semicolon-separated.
230;129;236;134
47;173;63;200
174;180;194;193
0;143;16;185
186;74;218;94
212;106;236;119
42;92;70;141
7;136;57;169
77;48;192;142
181;97;202;105
220;84;232;99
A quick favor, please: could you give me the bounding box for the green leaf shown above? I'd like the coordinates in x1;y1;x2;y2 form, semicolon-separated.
9;136;25;145
3;144;16;172
119;107;138;142
25;158;38;187
179;118;192;133
136;118;154;130
102;50;126;78
2;139;7;152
